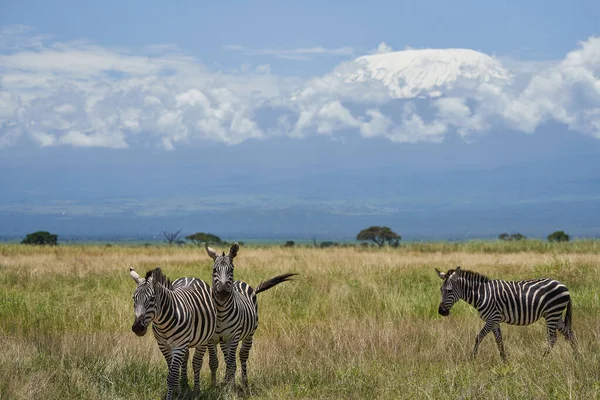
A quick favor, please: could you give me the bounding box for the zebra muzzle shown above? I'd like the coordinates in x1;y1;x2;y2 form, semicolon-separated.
438;305;450;316
214;288;230;301
132;321;147;336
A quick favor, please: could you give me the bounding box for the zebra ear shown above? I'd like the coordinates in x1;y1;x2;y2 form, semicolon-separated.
435;268;446;280
455;266;461;273
130;267;142;285
205;243;218;260
228;242;240;259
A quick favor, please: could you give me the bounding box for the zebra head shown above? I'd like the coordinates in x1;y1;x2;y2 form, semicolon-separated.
206;242;239;301
129;267;159;337
435;266;462;317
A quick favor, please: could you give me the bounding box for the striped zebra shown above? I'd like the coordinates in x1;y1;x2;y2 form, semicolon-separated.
129;267;217;400
435;266;578;360
205;242;297;388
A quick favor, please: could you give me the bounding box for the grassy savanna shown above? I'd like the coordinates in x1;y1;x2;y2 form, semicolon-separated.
1;242;600;399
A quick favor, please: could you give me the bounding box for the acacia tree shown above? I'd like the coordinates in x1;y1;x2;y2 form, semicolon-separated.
548;230;570;242
21;231;58;246
356;226;401;247
185;232;222;246
162;229;182;246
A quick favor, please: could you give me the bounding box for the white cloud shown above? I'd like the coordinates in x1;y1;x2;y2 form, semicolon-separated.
255;64;271;74
223;44;355;60
1;25;600;150
359;109;394;139
357;103;447;143
0;91;21;119
30;131;56;147
58;130;128;148
314;100;360;135
394;103;447;143
374;42;393;54
175;89;211;109
54;103;76;114
435;97;488;136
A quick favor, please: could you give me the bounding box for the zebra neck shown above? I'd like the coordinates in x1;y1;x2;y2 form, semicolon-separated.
458;277;487;308
213;292;235;315
153;285;176;327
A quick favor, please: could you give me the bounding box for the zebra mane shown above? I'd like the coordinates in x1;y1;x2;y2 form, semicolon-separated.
455;269;490;283
146;267;173;290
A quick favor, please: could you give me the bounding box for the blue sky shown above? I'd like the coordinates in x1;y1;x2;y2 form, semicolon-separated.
1;0;599;240
2;0;598;71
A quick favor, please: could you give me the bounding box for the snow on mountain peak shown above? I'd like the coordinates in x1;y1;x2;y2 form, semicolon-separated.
333;48;513;99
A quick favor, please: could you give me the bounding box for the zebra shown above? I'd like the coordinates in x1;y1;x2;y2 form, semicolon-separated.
204;242;297;388
435;266;578;361
129;267;217;400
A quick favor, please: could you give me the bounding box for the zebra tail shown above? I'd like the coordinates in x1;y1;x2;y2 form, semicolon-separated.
254;273;298;294
564;298;573;329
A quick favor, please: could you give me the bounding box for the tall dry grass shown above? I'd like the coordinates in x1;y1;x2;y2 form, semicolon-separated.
1;243;599;399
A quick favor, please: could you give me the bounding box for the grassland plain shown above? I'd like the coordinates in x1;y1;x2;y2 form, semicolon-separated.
1;241;599;399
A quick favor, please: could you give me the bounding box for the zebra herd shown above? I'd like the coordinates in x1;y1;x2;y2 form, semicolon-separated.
129;242;297;399
129;244;579;399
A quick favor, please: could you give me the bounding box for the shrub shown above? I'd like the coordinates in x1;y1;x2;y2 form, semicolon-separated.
499;233;526;241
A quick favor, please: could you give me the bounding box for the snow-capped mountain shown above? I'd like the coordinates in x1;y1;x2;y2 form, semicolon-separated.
333;48;513;99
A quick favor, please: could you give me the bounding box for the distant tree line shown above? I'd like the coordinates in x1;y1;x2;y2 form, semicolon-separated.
281;226;403;248
498;230;571;242
284;227;574;248
17;227;576;247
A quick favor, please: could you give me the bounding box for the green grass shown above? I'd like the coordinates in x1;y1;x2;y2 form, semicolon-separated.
1;243;600;399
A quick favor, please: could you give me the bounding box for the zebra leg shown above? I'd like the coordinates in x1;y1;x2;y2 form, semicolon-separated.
191;345;207;393
472;320;497;360
180;347;190;390
220;342;229;360
159;343;173;369
492;326;507;361
239;336;254;389
543;318;559;357
208;343;219;386
218;342;229;384
158;344;175;398
224;339;240;385
557;318;579;357
166;348;186;400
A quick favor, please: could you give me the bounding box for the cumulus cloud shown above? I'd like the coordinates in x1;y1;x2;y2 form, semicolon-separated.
357;103;447;143
1;25;600;150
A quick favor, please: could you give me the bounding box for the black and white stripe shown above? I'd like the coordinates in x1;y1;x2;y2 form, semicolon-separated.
130;267;217;400
205;242;297;387
435;266;577;360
